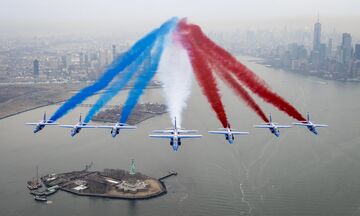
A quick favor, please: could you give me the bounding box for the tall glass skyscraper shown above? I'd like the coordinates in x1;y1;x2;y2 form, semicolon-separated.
33;59;39;78
313;17;321;52
355;44;360;60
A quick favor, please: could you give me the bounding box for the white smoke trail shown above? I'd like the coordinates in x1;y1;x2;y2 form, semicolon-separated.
157;36;193;128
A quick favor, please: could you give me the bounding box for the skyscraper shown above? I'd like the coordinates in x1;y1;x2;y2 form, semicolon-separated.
79;52;85;66
341;33;353;64
327;38;332;57
354;44;360;60
61;55;71;69
112;45;117;61
313;16;321;51
33;59;39;78
342;33;352;48
319;43;327;60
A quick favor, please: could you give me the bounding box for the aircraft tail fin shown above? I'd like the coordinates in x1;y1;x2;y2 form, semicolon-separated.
269;114;272;123
43;112;46;121
307;112;310;121
79;113;82;123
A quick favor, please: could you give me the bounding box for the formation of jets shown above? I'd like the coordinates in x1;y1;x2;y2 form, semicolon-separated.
25;113;136;137
25;112;328;151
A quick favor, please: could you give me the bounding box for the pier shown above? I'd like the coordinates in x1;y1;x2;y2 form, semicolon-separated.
158;170;177;181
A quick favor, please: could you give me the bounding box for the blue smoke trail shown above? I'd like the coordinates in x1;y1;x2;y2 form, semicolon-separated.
83;47;152;123
50;17;178;122
120;24;175;123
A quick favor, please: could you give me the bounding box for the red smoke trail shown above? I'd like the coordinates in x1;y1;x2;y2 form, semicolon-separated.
177;22;229;127
182;21;305;121
210;62;269;122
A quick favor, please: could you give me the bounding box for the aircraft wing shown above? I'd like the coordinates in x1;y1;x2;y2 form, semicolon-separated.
60;125;75;128
117;125;137;129
78;125;97;128
231;131;250;135
177;134;202;139
96;125;114;129
149;134;174;139
313;124;328;127
208;131;249;135
254;125;272;128
43;123;58;125
292;122;310;126
25;123;38;125
178;129;198;133
152;130;174;133
275;125;292;128
208;131;228;134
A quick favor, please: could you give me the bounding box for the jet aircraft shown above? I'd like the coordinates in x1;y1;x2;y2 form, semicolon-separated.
208;124;249;144
59;114;97;136
254;114;291;137
25;112;58;133
292;113;328;135
96;122;136;138
149;117;202;151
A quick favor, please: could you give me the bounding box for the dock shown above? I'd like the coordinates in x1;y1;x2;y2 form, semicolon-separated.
158;170;177;181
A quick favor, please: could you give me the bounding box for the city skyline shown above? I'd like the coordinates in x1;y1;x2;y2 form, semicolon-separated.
1;0;360;37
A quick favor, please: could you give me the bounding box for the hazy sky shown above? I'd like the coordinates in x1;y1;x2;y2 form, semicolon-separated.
1;0;359;37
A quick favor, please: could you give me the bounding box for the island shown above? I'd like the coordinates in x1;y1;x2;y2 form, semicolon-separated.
92;102;167;125
39;160;176;200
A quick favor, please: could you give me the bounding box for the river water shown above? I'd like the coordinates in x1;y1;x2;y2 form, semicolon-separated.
1;56;360;216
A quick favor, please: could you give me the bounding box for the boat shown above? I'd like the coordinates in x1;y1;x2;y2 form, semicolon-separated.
30;190;45;196
34;195;47;202
44;186;60;196
27;166;42;190
30;185;60;197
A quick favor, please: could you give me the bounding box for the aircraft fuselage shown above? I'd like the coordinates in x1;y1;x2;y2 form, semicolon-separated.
307;124;318;135
170;135;181;151
111;127;120;138
169;130;182;151
270;126;280;137
34;123;45;133
225;132;235;144
71;126;82;136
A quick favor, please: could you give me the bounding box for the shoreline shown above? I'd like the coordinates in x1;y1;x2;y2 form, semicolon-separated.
0;85;162;121
0;99;66;121
60;182;167;200
250;56;360;83
40;169;175;201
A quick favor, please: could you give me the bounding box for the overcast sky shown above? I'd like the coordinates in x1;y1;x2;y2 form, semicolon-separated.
1;0;359;37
